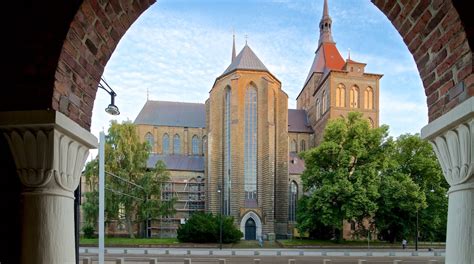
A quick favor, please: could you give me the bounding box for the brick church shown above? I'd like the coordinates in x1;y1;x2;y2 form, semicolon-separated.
134;0;381;239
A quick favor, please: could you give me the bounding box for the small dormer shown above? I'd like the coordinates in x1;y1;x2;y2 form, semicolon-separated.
344;58;366;75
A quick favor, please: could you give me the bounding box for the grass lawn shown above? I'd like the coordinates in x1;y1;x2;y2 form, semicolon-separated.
80;237;445;249
279;239;445;248
80;237;179;246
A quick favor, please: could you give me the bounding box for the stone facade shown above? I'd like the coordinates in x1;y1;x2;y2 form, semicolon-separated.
133;0;383;240
136;125;207;155
207;68;289;238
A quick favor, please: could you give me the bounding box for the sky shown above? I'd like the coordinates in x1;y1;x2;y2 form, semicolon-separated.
90;0;428;157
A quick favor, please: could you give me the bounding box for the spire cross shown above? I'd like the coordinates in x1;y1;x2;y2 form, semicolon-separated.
245;34;248;45
232;30;236;62
147;88;149;100
348;48;351;60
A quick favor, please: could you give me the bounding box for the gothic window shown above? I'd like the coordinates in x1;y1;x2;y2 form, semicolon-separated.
300;140;306;152
322;90;327;114
316;99;321;120
326;90;330;112
289;181;298;222
244;85;258;206
350;85;359;108
173;134;180;154
223;87;231;215
192;135;200;155
145;132;154;152
364;87;374;110
202;136;207;156
336;84;346;107
290;139;297;153
162;133;169;155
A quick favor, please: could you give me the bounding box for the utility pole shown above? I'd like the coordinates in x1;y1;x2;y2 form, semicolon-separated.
99;131;105;264
415;209;419;251
218;188;222;250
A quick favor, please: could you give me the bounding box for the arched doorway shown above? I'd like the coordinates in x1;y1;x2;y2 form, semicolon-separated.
245;218;257;240
240;211;262;241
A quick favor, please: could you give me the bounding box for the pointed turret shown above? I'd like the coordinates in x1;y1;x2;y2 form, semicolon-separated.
302;0;344;87
319;0;334;45
232;34;236;63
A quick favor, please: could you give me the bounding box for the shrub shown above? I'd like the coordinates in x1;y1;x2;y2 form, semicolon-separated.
177;212;242;243
82;224;96;239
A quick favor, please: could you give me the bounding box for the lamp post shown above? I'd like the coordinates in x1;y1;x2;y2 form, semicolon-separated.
97;78;120;264
217;188;222;250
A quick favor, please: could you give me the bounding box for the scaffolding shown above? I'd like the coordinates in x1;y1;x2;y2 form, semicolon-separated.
153;177;206;237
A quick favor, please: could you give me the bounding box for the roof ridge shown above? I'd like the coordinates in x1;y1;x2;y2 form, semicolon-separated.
147;100;205;105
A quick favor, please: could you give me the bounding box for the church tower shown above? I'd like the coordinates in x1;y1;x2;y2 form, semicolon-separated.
206;39;289;240
297;0;382;144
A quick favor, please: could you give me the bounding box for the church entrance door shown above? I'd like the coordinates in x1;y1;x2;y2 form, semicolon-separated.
245;218;256;240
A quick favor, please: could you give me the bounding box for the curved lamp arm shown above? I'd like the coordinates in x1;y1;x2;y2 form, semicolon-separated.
98;78;120;115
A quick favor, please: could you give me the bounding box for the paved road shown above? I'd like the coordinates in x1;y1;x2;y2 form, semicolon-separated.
80;247;445;263
79;255;445;264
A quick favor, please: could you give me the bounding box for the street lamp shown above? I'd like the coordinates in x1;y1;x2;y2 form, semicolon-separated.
97;79;120;264
217;188;222;250
98;78;120;115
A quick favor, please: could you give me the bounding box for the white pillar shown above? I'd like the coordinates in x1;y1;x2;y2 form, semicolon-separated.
421;97;474;264
0;110;98;264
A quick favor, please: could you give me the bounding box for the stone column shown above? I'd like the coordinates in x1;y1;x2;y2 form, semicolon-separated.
0;110;98;264
421;97;474;264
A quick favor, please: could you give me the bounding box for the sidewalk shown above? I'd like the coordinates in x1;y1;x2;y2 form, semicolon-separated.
80;247;446;257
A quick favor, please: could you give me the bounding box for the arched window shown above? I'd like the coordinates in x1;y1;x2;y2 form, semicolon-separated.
192;135;200;155
223;87;231;215
173;134;180;154
350;85;359;108
289;181;298;222
244;85;258;206
162;134;169;155
300;140;306;152
336;84;346;107
316;99;321;120
202;136;207;156
290;139;297;153
145;132;154;152
322;90;327;114
364;87;374;109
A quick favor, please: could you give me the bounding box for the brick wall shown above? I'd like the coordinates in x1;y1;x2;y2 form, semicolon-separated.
53;0;156;129
207;70;288;236
372;0;473;121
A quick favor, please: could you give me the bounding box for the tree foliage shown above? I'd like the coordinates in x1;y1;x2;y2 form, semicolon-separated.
375;134;447;243
297;113;447;243
299;112;389;241
82;120;174;238
177;212;243;243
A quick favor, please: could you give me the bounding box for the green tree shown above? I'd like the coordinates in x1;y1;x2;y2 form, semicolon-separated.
177;212;243;243
82;120;174;238
299;112;389;241
376;134;447;243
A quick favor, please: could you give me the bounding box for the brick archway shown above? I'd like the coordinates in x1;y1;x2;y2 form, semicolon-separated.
4;0;471;130
372;0;473;122
1;0;473;263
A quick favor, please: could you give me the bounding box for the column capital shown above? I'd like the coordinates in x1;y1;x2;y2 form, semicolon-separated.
0;110;98;197
421;97;474;187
